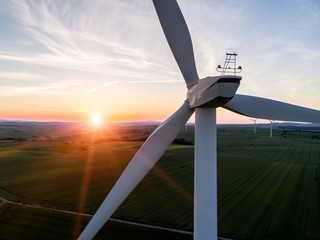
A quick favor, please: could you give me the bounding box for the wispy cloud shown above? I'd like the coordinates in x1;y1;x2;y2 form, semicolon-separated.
0;86;67;96
0;81;80;96
86;81;119;94
0;71;51;82
1;0;175;80
128;80;184;83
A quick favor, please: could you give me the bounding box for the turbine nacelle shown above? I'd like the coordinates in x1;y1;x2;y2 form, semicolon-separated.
188;75;241;108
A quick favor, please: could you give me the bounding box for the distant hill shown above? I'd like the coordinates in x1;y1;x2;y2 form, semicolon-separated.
2;119;320;128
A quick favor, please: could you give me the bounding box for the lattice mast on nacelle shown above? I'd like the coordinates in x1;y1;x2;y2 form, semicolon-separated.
216;48;242;76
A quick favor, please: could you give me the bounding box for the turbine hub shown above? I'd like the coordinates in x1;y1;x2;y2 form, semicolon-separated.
187;75;241;108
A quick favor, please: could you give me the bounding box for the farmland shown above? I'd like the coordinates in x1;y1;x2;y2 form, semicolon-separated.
0;121;319;239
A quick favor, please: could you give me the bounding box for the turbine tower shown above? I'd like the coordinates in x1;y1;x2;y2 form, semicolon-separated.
78;1;320;240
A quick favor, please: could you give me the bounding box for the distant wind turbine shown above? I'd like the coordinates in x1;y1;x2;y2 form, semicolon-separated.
269;120;274;138
251;118;257;133
78;1;320;240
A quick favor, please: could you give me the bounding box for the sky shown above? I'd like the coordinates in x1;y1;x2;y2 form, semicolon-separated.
1;0;320;124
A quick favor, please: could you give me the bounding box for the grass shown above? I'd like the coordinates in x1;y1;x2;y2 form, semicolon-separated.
0;204;191;240
217;129;320;239
0;125;319;239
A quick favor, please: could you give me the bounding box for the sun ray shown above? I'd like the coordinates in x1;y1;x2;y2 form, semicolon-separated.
74;130;97;238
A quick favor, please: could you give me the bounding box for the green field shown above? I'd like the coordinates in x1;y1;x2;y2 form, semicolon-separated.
0;124;319;239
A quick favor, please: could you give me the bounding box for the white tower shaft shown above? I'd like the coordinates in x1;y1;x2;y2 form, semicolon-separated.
194;108;217;240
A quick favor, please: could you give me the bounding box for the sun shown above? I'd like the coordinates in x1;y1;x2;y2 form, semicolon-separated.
91;115;102;126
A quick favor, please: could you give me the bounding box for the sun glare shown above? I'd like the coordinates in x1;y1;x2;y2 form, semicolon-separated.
91;115;102;126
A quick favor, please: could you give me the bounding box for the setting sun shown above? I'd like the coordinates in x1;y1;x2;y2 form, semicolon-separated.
91;115;102;126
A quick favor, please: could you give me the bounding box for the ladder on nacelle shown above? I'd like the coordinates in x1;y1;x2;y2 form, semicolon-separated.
216;48;242;76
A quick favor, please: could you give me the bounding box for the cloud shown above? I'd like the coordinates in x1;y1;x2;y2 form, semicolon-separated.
0;81;81;96
1;0;174;79
86;81;119;94
0;71;51;82
0;86;67;96
128;80;184;83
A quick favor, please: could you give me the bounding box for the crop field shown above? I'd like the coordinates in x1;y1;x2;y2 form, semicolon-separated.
0;122;319;239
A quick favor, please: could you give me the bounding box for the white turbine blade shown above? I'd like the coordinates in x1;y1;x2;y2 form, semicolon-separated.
223;94;320;123
153;0;199;87
78;100;194;240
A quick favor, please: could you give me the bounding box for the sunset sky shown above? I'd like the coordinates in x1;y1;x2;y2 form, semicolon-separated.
1;0;320;124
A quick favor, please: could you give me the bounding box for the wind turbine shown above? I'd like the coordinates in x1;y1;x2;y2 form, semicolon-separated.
251;118;257;133
78;1;320;240
269;120;274;138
